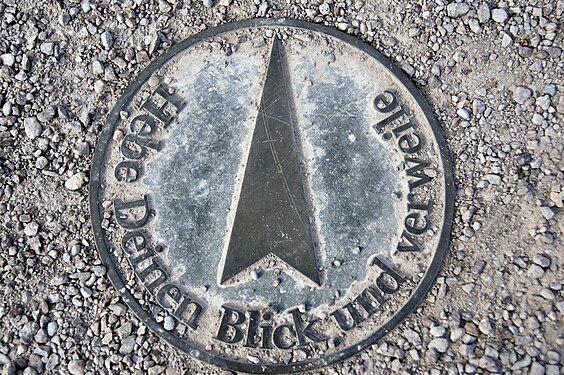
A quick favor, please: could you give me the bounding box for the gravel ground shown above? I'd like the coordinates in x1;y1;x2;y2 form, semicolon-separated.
0;0;562;374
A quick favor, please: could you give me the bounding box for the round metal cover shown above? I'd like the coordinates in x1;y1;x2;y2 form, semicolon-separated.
90;18;454;373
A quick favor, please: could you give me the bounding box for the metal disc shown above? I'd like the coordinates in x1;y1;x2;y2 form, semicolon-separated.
90;18;454;373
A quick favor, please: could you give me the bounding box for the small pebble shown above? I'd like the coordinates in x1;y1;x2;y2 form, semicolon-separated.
513;86;532;104
446;2;470;18
491;8;508;23
65;172;87;191
24;117;42;139
163;316;175;331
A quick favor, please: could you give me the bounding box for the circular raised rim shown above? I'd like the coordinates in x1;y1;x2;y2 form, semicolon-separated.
89;18;455;374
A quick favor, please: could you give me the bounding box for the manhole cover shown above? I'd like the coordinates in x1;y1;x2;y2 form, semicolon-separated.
90;18;454;373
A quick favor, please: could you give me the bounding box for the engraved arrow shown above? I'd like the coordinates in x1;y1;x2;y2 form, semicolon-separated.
219;38;321;286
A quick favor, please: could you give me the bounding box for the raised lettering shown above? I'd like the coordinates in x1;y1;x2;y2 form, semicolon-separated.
273;324;295;349
120;134;161;160
129;114;157;137
289;309;326;346
121;231;147;254
174;296;203;329
244;310;260;348
156;283;182;309
114;195;151;229
405;157;432;190
374;107;406;131
397;230;422;252
397;132;423;154
142;84;186;128
405;211;429;235
215;306;245;344
373;91;398;113
136;260;167;293
372;257;405;294
114;161;142;182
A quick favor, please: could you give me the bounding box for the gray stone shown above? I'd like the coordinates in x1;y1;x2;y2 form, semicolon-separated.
459;344;475;357
40;42;54;55
479;356;500;371
529;362;545;375
478;319;493;335
512;355;532;370
544;84;557;96
101;31;113;50
91;265;107;276
429;338;449;353
457;108;470;120
527;264;545;279
536;95;551;110
23;367;38;375
540;206;554;220
46;321;58;336
67;359;85;375
513;86;532;104
253;36;266;47
491;8;508;23
24;117;42;139
65;172;86;191
20;322;39;344
1;102;10;117
430;326;446;337
24;221;39;236
93;61;104;75
527;316;540;330
2;362;15;375
403;328;422;345
36;156;49;169
319;2;331;15
37;106;55;123
447;2;470;18
94;80;105;94
203;0;214;7
109;303;127;316
0;354;9;366
33;329;48;344
502;32;513;48
477;3;491;23
119;336;136;355
532;254;550;268
117;322;132;338
45;354;59;371
484;174;501;185
450;327;465;341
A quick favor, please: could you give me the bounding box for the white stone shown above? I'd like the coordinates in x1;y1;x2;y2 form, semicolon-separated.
429;338;449;353
512;86;532;104
540;206;554;220
163;316;175;331
491;8;508;23
0;53;15;66
24;117;42;139
24;221;39;237
65;172;87;191
447;3;470;18
68;359;85;375
532;254;550;267
93;60;104;75
101;30;113;50
40;42;54;55
527;264;544;279
94;80;105;94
